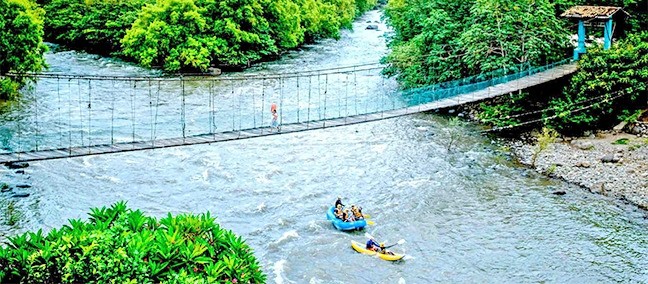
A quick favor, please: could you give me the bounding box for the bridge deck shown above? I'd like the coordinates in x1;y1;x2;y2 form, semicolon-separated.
0;63;577;164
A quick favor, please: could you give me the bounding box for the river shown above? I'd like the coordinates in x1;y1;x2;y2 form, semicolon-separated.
1;10;648;283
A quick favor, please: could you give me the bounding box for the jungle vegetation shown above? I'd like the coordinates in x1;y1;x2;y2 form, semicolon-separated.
0;202;266;283
382;0;647;135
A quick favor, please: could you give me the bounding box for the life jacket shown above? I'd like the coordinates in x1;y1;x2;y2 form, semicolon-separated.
352;207;362;218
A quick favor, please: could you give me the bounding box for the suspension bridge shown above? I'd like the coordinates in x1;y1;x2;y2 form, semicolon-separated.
0;60;577;164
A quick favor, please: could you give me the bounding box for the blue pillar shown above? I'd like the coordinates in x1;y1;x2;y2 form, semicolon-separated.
573;20;587;60
604;18;613;50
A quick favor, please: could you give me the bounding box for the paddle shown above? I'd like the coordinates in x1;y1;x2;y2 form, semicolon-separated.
384;239;406;249
364;233;405;249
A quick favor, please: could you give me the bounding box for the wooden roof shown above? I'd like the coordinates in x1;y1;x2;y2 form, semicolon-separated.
561;6;630;19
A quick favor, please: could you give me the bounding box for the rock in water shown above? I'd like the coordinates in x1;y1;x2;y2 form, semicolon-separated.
4;162;29;169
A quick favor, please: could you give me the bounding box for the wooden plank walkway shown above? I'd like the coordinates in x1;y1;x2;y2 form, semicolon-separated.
0;63;577;164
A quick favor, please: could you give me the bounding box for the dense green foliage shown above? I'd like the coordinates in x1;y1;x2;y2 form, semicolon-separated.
0;0;47;100
383;0;570;88
383;0;646;135
40;0;377;72
546;32;648;133
0;201;266;283
44;0;153;55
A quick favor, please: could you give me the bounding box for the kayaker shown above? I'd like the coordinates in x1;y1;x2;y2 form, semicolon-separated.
379;243;395;255
366;238;380;251
351;205;363;220
335;196;344;208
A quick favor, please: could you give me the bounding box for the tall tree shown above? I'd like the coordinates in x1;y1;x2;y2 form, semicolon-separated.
0;0;47;99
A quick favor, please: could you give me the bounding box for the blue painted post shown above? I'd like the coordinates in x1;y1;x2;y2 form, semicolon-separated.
573;20;586;60
604;18;613;50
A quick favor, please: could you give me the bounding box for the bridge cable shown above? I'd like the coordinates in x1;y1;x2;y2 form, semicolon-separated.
77;79;84;147
345;73;349;123
481;88;634;133
153;81;161;144
354;67;358;116
110;80;115;145
87;79;92;152
307;76;312;127
336;72;341;118
182;79;188;139
323;74;328;124
57;77;62;148
148;79;153;144
208;79;214;134
237;81;242;134
132;81;137;145
261;78;266;129
317;74;321;120
34;78;40;151
252;79;256;128
67;79;72;154
296;76;300;123
279;77;284;127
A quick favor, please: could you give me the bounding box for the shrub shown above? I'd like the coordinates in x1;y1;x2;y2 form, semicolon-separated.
0;201;266;283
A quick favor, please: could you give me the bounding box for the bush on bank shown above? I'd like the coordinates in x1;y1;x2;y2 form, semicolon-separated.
0;201;266;283
0;0;48;100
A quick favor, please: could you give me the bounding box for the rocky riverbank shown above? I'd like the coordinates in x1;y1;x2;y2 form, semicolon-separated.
452;99;648;209
504;129;648;209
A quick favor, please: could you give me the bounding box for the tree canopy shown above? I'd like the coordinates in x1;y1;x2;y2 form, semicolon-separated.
0;0;47;99
383;0;571;88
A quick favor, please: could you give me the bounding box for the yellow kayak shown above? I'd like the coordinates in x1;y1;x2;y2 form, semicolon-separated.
350;240;405;261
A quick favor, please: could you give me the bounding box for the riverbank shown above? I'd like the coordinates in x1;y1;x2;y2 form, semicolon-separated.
503;129;648;209
454;100;648;210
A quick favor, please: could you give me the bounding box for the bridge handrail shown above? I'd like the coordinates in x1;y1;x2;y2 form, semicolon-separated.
401;58;573;104
3;62;385;81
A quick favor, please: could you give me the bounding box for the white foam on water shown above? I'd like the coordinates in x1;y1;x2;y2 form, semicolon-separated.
257;202;267;212
398;277;406;284
275;230;299;245
273;259;288;284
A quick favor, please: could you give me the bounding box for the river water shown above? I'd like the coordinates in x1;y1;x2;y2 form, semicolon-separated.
2;10;648;283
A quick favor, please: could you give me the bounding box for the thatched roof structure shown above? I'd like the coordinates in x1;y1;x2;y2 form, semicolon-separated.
561;6;630;19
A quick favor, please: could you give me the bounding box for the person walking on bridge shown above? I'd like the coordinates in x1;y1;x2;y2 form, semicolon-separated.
270;103;279;132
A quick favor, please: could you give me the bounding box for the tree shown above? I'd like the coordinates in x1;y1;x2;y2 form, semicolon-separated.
460;0;570;75
197;0;278;67
0;0;47;99
121;0;212;72
262;0;304;50
44;0;153;55
383;0;571;88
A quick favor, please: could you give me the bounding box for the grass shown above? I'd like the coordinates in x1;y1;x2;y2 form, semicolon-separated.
612;138;630;145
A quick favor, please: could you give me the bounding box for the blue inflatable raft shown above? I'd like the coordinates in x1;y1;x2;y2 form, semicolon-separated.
326;206;367;231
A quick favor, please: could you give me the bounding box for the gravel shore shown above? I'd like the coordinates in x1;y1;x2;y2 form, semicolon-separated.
506;131;648;209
